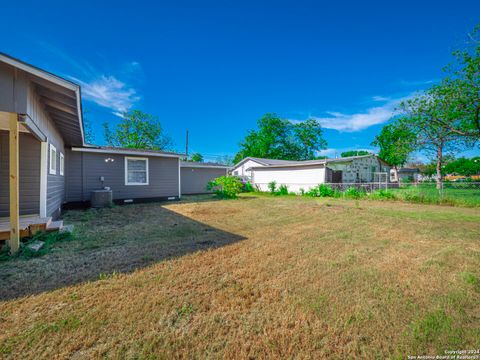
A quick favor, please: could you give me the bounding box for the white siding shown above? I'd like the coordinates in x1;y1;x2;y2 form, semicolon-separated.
231;159;265;179
252;166;325;193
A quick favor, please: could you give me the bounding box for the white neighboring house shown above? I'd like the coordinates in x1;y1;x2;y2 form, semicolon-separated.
240;155;391;193
230;157;297;181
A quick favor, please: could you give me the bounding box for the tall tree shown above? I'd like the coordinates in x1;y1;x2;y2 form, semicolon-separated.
234;114;327;163
371;123;416;182
103;110;173;150
429;25;480;139
292;119;328;160
82;109;95;144
398;85;470;188
340;150;371;157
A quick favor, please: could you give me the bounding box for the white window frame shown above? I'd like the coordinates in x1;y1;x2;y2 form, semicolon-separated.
125;157;149;185
59;153;65;176
49;144;57;175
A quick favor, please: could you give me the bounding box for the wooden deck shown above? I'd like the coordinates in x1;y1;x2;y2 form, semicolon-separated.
0;215;63;241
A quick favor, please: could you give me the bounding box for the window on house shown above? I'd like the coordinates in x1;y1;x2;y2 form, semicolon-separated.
59;153;65;176
125;157;149;185
49;144;57;175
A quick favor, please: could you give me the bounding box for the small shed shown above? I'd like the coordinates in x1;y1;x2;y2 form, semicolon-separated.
180;162;229;195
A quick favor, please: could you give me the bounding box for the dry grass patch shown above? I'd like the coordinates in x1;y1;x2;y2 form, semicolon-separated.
0;194;479;359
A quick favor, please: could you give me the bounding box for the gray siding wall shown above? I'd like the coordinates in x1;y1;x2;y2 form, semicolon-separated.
0;62;28;114
0;132;40;217
66;151;180;202
27;85;66;218
181;167;227;195
1;64;68;218
65;149;82;202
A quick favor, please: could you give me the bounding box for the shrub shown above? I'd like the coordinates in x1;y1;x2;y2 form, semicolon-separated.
277;184;289;195
372;189;396;200
244;182;254;192
268;181;277;194
343;187;365;199
305;184;334;197
318;184;334;197
207;176;243;199
305;186;319;197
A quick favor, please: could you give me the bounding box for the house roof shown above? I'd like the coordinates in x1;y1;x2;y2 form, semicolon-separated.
232;156;301;169
0;52;85;146
181;161;229;169
246;154;390;170
71;146;185;158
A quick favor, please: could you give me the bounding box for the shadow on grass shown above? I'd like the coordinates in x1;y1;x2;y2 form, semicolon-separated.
178;194;259;203
0;202;246;301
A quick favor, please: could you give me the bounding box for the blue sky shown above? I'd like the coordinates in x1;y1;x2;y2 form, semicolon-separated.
1;0;479;161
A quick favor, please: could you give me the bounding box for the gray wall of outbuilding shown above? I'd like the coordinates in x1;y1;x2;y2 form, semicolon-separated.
181;167;227;195
65;150;180;202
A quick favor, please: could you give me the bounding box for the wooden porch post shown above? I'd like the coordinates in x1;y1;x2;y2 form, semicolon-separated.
8;113;19;254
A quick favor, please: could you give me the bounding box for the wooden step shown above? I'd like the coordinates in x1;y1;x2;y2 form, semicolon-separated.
0;215;55;240
28;217;52;236
46;220;63;232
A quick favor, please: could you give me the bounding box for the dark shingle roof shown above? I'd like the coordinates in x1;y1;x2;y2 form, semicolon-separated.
83;146;184;156
181;161;229;168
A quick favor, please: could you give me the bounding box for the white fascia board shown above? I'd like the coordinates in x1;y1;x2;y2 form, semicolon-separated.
71;147;182;158
75;88;85;146
0;53;78;91
232;157;267;169
247;163;326;171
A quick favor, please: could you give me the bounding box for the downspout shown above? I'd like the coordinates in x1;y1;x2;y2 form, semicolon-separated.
323;160;328;184
178;157;181;199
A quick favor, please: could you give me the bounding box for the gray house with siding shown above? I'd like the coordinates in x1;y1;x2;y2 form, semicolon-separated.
65;147;182;205
0;53;228;252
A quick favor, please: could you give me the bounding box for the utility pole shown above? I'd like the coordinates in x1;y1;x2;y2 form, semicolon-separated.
185;129;189;158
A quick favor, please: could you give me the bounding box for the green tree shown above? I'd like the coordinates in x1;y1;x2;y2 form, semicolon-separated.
371;123;416;182
217;155;234;166
398;85;470;188
190;153;204;162
234;114;327;163
103;110;173;150
82;109;95;144
340;150;371;158
435;25;480;138
443;156;480;176
293;118;328;160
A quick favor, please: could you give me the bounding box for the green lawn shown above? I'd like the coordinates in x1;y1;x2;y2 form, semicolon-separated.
390;184;480;207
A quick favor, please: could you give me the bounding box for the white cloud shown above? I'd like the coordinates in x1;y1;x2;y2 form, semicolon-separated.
72;75;140;116
316;148;338;157
292;95;413;132
372;95;390;102
398;79;437;87
36;43;141;116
